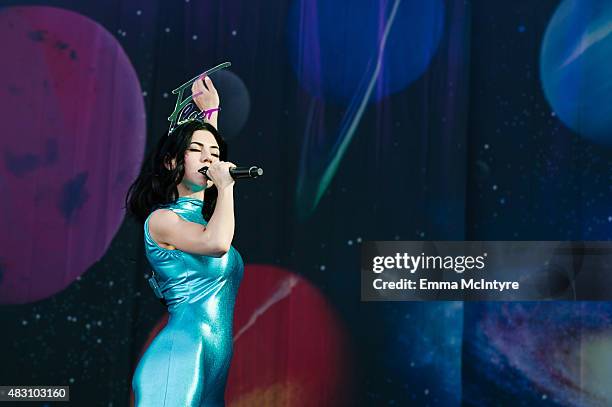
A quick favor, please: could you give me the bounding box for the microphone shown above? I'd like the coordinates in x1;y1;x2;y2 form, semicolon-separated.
198;165;264;180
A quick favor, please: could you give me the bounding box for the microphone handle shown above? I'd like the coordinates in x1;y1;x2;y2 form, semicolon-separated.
198;166;263;179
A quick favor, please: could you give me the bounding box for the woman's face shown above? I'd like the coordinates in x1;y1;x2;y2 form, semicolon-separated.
180;129;221;191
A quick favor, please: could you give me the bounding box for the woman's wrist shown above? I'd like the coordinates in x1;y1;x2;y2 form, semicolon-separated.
202;107;219;130
216;184;235;194
200;107;220;120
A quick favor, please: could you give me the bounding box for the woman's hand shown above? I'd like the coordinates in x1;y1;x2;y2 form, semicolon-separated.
205;161;236;190
192;74;220;128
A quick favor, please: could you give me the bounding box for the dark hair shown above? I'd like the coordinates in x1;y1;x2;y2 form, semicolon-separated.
124;120;228;224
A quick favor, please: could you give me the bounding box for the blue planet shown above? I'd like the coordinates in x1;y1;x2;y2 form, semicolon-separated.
287;0;444;104
540;0;612;144
287;0;445;218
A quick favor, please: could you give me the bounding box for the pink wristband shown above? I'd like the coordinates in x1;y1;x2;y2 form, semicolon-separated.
199;107;221;120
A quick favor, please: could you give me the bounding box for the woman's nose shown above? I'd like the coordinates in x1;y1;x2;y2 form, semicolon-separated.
200;151;212;162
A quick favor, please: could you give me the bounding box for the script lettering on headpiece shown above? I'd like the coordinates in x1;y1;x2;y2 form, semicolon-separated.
167;61;231;134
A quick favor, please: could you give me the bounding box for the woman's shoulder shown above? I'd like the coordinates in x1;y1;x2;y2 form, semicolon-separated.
147;207;180;228
146;208;185;250
146;208;183;252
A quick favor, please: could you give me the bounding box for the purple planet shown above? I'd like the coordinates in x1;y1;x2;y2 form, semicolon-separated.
0;6;145;303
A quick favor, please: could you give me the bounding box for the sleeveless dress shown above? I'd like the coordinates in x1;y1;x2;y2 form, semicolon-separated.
132;197;244;407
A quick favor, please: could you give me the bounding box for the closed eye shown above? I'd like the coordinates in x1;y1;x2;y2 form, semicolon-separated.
189;149;219;158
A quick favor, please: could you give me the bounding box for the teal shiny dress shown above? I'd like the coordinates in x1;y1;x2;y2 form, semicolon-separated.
132;197;244;407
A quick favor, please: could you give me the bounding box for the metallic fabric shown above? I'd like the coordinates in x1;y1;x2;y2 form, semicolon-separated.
132;197;244;406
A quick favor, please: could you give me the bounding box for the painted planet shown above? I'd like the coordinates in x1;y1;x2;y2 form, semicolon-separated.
0;6;145;303
212;70;250;140
131;265;354;406
541;0;612;144
287;0;444;104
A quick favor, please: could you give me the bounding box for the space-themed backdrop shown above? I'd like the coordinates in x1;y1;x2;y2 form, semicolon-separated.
1;0;612;406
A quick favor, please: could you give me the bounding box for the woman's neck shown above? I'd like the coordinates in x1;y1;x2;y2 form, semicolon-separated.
177;184;205;201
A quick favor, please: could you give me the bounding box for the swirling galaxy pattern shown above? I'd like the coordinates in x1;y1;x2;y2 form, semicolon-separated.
464;302;612;407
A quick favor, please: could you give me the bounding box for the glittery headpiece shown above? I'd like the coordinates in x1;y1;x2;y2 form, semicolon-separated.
167;61;231;135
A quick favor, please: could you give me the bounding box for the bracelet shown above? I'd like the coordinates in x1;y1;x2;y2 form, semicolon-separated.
198;107;221;121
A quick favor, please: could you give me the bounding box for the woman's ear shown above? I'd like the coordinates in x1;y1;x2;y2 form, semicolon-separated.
164;156;177;171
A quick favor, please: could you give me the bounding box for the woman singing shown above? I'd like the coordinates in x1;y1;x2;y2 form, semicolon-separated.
125;74;243;406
